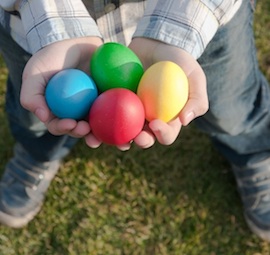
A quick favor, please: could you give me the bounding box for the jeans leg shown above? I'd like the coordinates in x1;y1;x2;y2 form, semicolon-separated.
0;23;77;162
196;0;270;167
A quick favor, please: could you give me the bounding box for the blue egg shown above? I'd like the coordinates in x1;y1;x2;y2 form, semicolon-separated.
45;69;98;120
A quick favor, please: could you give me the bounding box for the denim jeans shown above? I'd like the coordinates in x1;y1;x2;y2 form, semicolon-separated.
0;0;269;167
197;0;270;167
0;24;77;162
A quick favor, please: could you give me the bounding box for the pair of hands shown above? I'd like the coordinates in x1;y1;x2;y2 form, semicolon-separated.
20;36;208;150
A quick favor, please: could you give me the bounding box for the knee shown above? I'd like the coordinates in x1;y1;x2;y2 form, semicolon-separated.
197;100;269;137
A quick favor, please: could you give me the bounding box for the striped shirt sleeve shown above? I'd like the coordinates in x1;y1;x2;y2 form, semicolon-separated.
16;0;102;54
133;0;242;59
0;0;17;11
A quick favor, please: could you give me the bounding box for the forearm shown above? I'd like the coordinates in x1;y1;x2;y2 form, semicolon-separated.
133;0;242;59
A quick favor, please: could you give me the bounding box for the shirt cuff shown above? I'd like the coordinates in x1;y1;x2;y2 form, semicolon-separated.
133;0;240;59
18;0;102;54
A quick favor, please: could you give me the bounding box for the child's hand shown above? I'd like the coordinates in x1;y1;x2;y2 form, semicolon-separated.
128;38;209;149
20;36;103;138
86;38;208;150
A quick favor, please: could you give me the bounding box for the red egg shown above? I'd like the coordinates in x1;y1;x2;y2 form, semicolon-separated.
89;88;145;145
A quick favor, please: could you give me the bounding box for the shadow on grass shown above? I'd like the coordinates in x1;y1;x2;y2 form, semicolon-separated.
0;119;268;255
24;124;265;255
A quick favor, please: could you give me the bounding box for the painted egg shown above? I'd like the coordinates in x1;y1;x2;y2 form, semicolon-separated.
90;42;144;93
89;88;145;145
45;69;98;120
137;61;189;122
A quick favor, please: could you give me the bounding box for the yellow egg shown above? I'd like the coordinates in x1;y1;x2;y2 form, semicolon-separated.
137;61;189;122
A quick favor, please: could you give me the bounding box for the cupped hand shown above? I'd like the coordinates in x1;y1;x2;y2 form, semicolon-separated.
20;36;103;138
86;38;208;150
128;37;209;149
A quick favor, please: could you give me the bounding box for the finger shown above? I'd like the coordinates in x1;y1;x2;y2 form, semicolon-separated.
67;120;91;137
116;143;132;151
45;118;78;136
180;65;208;126
133;130;156;148
20;69;51;122
149;118;182;145
85;133;102;148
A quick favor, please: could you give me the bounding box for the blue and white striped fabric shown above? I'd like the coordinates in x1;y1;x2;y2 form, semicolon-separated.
0;0;242;59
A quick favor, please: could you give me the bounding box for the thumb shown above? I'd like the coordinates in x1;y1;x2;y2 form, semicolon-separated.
20;63;52;122
179;64;208;126
149;118;182;145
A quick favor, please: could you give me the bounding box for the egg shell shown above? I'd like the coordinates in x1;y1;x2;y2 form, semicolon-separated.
89;88;145;145
45;69;98;120
90;42;144;93
137;61;189;122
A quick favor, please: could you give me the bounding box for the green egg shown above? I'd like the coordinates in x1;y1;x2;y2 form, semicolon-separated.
90;42;144;93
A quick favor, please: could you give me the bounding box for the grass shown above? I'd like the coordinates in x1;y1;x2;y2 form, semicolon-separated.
0;2;270;254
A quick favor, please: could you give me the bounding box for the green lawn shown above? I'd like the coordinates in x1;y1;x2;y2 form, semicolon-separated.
0;2;270;255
